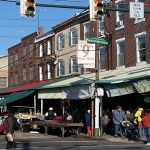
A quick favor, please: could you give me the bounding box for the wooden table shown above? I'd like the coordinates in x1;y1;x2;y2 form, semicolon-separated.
32;121;84;138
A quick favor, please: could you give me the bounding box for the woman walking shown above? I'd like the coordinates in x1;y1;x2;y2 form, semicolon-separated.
142;110;150;145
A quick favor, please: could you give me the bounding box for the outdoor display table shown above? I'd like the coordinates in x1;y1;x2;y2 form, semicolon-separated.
32;120;84;138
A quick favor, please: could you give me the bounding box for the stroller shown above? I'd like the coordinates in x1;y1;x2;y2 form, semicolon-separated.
122;121;140;139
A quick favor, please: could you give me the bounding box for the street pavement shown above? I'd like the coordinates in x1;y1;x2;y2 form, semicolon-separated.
0;132;149;150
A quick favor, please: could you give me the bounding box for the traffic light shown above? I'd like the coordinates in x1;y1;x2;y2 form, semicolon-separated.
20;0;36;18
90;0;104;20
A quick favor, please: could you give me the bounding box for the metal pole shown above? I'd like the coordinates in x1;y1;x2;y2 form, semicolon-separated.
41;99;43;115
91;99;94;136
34;95;36;114
100;96;103;137
62;100;65;122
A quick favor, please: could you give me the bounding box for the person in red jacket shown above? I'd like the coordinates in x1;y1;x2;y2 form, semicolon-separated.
142;110;150;145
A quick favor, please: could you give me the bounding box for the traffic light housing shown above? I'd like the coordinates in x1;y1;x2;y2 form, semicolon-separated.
20;0;36;18
90;0;104;20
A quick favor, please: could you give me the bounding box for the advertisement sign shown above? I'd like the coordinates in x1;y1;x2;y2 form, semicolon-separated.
78;40;95;68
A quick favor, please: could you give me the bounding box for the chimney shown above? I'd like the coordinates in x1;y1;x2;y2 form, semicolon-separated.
38;26;44;35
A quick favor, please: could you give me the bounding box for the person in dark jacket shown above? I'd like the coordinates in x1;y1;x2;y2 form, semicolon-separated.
86;110;91;135
45;107;55;120
113;106;127;138
4;112;17;149
72;109;81;123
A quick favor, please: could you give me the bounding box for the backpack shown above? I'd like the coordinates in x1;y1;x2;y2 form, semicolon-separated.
12;117;20;131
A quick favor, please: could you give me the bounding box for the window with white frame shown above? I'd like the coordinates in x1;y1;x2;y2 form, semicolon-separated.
57;61;65;76
30;43;33;56
39;44;43;57
10;55;13;66
23;46;27;57
15;75;18;85
23;68;27;81
39;66;43;81
84;23;90;40
15;53;18;64
47;64;51;79
99;16;105;36
29;66;33;80
57;35;65;50
116;1;124;27
99;48;106;70
69;29;78;46
116;39;125;67
47;41;51;55
136;35;146;63
69;57;78;74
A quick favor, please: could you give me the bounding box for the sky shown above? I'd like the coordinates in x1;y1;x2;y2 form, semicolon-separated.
0;0;89;56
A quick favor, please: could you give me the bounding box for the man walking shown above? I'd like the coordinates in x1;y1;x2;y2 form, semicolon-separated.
113;106;127;138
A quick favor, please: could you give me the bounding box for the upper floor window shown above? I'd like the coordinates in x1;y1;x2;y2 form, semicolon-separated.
47;64;51;79
99;17;105;36
15;75;18;85
23;68;27;81
57;35;65;50
116;39;125;67
10;55;13;66
23;46;27;57
0;77;7;88
39;44;43;57
47;41;51;55
84;23;90;40
69;57;78;74
99;48;106;70
30;44;33;56
116;1;124;27
15;53;18;64
136;34;146;63
39;66;43;81
10;76;13;86
57;61;65;76
29;66;33;80
69;29;78;46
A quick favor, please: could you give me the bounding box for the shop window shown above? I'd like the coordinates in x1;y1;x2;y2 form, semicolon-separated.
57;34;65;50
57;61;65;76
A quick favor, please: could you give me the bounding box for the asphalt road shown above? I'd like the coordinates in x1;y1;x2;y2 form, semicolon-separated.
0;137;149;150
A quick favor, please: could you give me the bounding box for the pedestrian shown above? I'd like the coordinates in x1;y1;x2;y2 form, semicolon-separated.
72;108;81;123
86;110;91;135
4;112;17;149
141;110;150;145
134;106;144;137
113;106;127;138
45;107;55;120
103;114;110;134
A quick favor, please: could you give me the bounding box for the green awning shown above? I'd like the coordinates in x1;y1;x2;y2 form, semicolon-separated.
0;90;35;106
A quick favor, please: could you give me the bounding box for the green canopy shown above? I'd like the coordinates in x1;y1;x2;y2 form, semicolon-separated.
0;90;35;106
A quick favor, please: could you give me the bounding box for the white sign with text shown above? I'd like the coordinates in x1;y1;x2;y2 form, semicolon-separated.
130;2;144;18
78;40;95;68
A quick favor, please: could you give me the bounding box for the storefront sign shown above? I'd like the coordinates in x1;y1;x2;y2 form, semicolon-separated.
78;40;95;68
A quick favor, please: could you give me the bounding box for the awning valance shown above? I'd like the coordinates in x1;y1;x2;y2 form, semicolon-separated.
0;90;35;106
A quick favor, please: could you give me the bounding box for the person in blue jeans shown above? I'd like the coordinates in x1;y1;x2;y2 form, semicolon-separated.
113;106;127;139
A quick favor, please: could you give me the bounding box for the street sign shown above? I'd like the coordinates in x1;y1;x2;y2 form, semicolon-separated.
78;40;95;68
130;2;144;19
97;88;104;96
87;38;109;45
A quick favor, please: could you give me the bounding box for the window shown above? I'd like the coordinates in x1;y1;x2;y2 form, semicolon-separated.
15;75;18;85
15;53;18;64
99;17;105;36
117;40;125;66
84;68;90;73
39;44;43;57
47;64;51;79
57;35;65;50
69;29;78;46
10;55;13;66
23;68;27;81
116;1;124;27
39;66;43;81
30;44;33;56
84;23;90;40
57;61;65;76
99;49;106;70
69;57;78;74
23;46;27;57
10;76;13;86
0;77;7;87
29;66;33;80
47;41;51;55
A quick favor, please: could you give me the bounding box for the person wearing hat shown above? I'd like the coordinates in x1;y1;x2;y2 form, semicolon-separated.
86;110;91;135
113;106;127;138
3;112;17;149
45;107;55;120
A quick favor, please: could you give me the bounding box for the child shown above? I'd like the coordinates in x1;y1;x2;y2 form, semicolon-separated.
103;114;110;134
86;110;91;135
